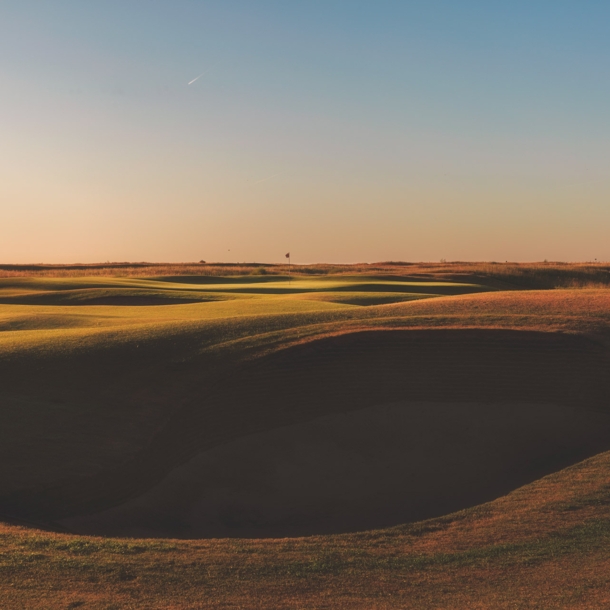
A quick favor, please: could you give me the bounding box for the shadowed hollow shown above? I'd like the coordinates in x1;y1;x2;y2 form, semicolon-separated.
62;399;610;538
53;325;610;538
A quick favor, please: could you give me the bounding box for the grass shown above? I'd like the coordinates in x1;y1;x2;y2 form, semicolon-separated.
1;451;610;608
1;263;610;607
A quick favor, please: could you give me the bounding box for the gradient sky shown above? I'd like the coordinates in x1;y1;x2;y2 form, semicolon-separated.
1;1;609;264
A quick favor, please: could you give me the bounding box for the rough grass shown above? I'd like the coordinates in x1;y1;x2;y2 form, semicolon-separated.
1;450;610;608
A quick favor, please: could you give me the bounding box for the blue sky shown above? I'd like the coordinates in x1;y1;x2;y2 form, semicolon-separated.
1;1;609;262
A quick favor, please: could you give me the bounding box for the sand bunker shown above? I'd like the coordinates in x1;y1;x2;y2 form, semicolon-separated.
62;400;610;538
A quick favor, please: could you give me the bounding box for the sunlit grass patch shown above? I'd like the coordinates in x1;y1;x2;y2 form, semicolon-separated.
287;291;435;306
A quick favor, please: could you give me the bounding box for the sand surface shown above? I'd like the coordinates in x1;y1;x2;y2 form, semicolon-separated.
62;400;610;538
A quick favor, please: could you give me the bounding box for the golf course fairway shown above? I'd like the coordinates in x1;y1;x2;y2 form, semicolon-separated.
1;262;610;608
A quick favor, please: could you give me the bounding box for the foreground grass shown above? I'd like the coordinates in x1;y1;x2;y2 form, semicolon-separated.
1;450;610;608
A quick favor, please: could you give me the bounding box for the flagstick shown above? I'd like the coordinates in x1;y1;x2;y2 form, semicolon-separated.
285;252;291;284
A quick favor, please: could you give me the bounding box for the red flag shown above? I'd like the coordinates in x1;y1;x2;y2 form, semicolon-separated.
285;252;290;258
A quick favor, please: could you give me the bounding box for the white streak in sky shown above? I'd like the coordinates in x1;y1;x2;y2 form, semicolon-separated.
253;172;284;185
188;66;215;85
188;73;205;85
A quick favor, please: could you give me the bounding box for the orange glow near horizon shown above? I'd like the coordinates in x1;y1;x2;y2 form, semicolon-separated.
2;3;609;264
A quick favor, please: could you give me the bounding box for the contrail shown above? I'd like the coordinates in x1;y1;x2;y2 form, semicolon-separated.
253;172;284;185
188;66;215;85
188;72;205;85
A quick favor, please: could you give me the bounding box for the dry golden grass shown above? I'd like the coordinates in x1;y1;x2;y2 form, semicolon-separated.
379;288;610;335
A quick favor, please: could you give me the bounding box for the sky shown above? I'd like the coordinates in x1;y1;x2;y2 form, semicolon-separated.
1;1;609;264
